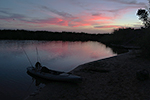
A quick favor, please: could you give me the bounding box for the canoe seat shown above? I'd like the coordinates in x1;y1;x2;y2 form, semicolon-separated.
41;67;64;75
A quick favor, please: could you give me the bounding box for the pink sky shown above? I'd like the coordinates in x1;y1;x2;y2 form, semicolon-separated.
0;0;148;33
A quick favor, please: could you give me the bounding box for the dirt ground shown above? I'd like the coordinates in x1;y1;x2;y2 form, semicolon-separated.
25;51;150;100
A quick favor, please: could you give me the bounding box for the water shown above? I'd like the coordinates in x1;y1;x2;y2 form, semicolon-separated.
0;40;116;100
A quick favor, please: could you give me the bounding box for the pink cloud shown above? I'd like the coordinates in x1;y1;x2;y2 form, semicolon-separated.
23;13;112;28
0;4;140;30
23;17;68;26
22;6;115;27
0;5;126;29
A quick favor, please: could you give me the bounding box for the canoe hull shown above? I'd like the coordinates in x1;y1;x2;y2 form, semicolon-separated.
27;67;81;82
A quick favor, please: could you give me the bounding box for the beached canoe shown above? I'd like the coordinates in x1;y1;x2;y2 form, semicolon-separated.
27;67;82;82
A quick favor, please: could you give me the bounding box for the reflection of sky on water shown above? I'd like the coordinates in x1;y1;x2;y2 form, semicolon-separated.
26;41;116;71
0;40;116;72
0;40;116;100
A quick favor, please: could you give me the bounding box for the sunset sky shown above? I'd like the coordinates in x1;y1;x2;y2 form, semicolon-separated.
0;0;148;33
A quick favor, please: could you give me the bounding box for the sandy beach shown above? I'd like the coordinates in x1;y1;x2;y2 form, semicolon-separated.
25;51;150;100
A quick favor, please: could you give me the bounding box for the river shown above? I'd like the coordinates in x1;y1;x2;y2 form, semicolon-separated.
0;40;116;100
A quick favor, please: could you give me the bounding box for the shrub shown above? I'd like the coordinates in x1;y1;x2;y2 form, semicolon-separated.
138;28;150;58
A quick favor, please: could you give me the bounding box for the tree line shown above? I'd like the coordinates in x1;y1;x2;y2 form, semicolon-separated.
0;29;107;41
0;28;145;45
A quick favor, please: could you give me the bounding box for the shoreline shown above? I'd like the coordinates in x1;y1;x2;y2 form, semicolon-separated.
25;51;150;100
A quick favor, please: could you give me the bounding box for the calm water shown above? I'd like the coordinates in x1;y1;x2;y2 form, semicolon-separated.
0;40;116;100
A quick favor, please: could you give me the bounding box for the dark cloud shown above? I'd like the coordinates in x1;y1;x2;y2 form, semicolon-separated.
66;0;92;11
0;8;86;27
94;25;122;29
27;17;68;26
107;0;146;5
0;10;26;21
92;13;101;16
41;6;77;19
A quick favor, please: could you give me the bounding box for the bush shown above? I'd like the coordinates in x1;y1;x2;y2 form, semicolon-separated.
138;28;150;58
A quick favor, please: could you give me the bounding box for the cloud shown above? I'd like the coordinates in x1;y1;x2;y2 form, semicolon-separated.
24;17;91;27
0;1;143;30
94;25;122;29
133;24;143;28
40;6;77;19
100;4;146;20
30;5;113;27
0;10;26;21
0;9;69;27
0;10;113;28
106;0;146;5
92;13;101;16
27;18;68;26
0;6;133;30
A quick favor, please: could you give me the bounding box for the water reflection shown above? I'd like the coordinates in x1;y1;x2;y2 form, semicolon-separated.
26;72;46;97
30;41;116;72
0;40;116;72
27;71;48;86
0;40;116;100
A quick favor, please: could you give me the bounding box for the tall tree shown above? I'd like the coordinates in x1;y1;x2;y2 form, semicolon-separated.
137;9;150;28
136;0;150;28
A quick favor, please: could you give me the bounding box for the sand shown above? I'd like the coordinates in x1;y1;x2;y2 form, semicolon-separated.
25;51;150;100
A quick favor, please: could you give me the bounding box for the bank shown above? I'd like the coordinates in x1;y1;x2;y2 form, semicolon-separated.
25;51;150;100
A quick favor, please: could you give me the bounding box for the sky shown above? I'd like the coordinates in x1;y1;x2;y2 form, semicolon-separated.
0;0;149;33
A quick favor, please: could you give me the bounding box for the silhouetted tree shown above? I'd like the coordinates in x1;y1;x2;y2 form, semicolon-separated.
137;9;150;28
137;9;148;22
137;0;150;28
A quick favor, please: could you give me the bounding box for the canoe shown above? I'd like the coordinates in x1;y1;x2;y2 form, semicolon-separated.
27;67;82;82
